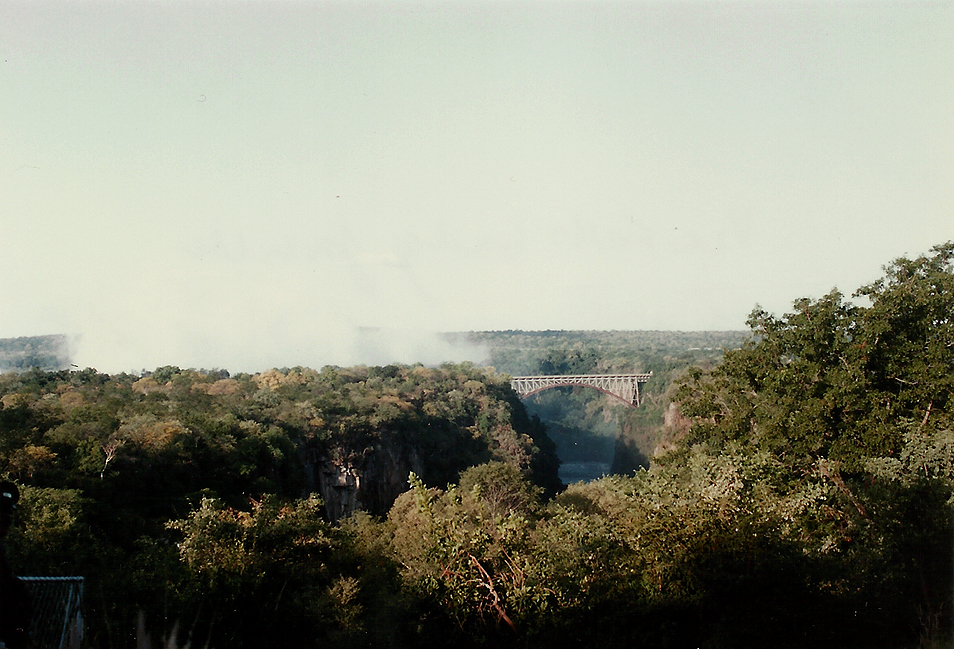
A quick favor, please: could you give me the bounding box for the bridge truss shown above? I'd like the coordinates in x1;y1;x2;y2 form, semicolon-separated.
510;373;652;407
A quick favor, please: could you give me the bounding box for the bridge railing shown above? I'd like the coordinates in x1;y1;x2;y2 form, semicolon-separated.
510;373;652;406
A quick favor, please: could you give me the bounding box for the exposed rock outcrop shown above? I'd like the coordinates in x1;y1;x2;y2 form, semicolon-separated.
312;438;425;522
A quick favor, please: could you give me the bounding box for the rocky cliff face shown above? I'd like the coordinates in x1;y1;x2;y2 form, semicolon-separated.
313;438;424;522
656;401;692;456
315;459;361;523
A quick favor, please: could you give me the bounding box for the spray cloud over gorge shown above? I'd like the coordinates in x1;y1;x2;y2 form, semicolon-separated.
68;321;489;375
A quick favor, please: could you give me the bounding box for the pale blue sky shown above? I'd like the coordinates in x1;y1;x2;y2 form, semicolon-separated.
2;1;952;373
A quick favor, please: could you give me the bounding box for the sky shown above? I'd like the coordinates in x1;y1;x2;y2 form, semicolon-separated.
1;1;952;374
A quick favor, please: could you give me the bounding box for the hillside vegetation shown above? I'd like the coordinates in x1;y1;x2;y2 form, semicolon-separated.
0;242;950;648
0;363;558;646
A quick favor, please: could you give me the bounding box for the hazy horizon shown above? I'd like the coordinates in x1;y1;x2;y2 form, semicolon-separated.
3;1;951;373
2;326;754;376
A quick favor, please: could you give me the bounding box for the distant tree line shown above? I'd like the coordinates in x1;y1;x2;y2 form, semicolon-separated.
0;335;70;373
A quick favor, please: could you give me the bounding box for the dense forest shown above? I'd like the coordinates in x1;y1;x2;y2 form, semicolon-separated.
1;242;952;648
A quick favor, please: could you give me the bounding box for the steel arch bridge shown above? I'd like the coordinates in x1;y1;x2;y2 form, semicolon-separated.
510;373;652;407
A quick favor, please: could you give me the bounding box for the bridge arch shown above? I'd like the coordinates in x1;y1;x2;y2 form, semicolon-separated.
510;373;652;407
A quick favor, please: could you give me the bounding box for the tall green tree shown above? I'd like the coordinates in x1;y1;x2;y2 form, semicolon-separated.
673;242;954;646
677;242;954;472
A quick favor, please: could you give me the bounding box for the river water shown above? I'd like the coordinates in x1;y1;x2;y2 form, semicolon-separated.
559;461;611;484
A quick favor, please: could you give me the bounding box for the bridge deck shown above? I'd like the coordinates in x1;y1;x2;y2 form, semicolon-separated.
510;373;652;407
